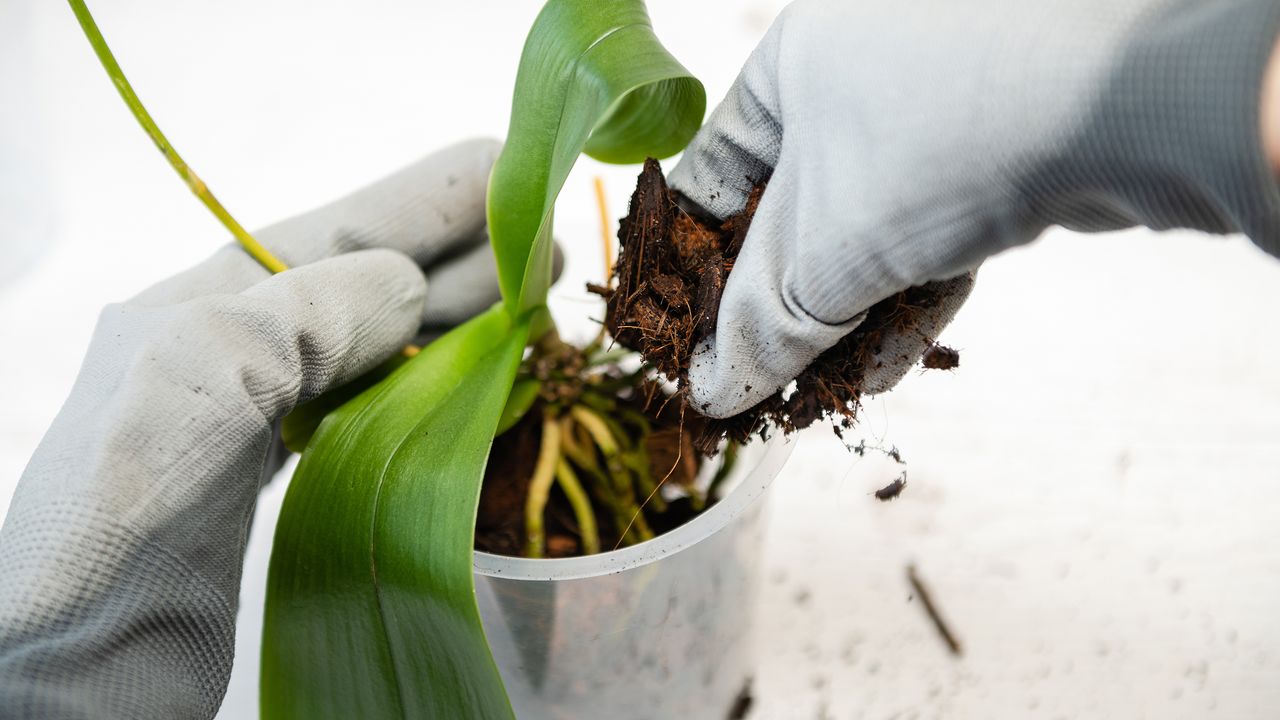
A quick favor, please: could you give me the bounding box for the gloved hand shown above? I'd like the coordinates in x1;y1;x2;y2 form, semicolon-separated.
670;0;1280;418
0;139;504;719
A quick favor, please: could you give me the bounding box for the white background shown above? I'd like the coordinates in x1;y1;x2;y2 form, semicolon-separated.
2;1;1279;718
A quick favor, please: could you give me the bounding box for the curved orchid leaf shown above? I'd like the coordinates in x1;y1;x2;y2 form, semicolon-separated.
262;1;704;717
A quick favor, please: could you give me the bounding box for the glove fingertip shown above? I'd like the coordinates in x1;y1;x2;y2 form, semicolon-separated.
261;248;428;389
686;338;780;420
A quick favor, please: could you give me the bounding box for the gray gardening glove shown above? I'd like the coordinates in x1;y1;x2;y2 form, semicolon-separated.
670;0;1280;418
0;138;504;719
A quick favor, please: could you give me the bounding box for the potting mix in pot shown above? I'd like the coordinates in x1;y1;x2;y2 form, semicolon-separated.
477;158;961;559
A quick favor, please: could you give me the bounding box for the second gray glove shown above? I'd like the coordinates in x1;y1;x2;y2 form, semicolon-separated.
0;139;504;719
670;0;1280;418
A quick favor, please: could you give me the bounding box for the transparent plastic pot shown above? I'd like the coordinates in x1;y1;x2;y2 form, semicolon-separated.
473;435;793;720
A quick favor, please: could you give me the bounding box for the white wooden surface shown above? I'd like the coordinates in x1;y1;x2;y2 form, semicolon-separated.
2;2;1278;718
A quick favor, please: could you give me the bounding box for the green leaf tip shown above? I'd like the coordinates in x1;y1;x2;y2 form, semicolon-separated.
487;0;706;318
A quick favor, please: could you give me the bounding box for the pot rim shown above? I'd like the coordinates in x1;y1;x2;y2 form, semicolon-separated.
473;434;793;582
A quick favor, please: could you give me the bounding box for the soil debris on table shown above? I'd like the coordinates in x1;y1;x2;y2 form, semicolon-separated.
726;677;754;720
874;473;908;501
595;159;959;453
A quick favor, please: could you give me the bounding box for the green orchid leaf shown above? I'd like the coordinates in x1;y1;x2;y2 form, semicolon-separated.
488;0;705;317
495;377;541;437
262;1;705;717
263;306;529;718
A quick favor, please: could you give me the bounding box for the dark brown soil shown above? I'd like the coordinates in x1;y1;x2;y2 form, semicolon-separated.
474;382;706;557
476;412;540;556
595;159;957;452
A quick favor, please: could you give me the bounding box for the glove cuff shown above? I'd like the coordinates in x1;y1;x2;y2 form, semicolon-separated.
0;498;234;718
1030;0;1280;255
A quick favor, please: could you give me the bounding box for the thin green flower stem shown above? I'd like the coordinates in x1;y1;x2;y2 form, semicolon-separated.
67;0;288;274
523;413;561;558
553;458;599;555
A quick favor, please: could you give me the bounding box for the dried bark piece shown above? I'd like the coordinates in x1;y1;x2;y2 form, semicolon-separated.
692;256;724;341
649;273;689;308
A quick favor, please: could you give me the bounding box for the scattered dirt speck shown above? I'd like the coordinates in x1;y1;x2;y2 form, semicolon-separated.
726;677;754;720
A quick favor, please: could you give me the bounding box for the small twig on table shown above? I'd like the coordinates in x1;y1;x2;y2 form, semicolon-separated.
726;678;754;720
906;564;963;657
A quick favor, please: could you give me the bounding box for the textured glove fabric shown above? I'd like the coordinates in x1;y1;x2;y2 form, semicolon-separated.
132;139;503;327
0;139;502;719
670;0;1280;418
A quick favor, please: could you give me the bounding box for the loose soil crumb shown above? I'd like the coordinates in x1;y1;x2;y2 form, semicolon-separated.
922;343;960;370
726;677;754;720
874;473;907;501
595;159;958;453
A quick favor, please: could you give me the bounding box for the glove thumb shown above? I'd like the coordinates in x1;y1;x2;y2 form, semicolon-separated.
667;16;785;220
686;156;867;419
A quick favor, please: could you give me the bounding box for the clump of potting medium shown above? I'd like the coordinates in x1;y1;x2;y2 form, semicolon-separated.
595;159;959;453
475;334;737;559
922;343;960;370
